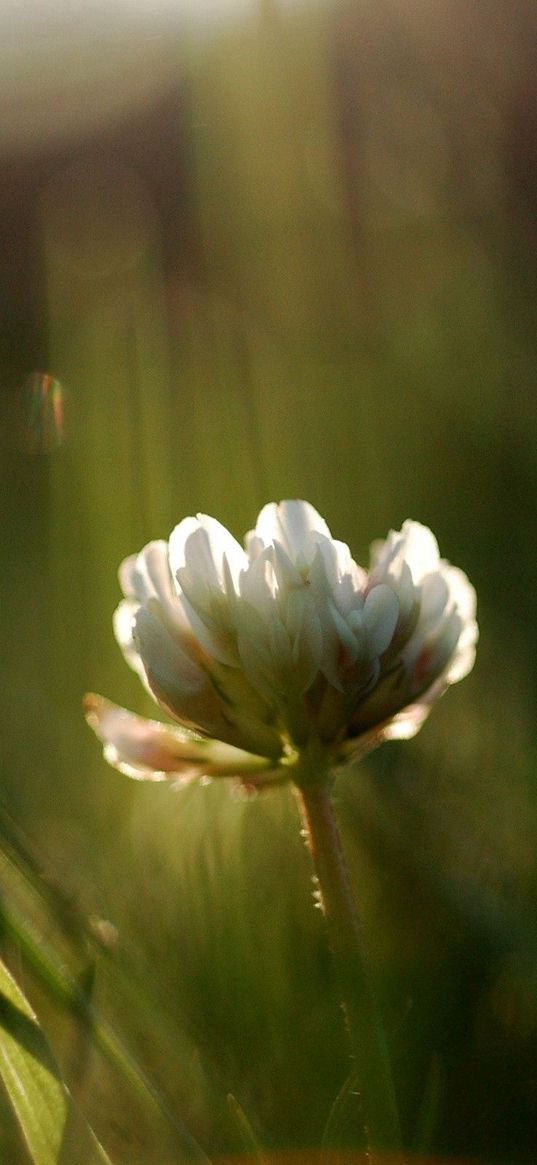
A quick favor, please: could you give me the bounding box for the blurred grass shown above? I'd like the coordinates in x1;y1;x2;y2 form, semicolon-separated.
1;0;537;1162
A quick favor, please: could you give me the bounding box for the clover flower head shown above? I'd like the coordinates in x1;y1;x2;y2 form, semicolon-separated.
85;501;477;786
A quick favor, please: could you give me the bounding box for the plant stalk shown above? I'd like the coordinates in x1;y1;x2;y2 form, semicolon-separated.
295;762;404;1162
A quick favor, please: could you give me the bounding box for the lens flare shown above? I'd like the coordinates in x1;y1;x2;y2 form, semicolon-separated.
20;372;65;455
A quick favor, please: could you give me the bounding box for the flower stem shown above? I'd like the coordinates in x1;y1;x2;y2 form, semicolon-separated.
295;762;404;1162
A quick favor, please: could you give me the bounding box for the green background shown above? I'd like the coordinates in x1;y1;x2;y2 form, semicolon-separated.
1;2;537;1161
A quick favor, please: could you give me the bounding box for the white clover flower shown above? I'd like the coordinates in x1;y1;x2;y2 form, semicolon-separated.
85;501;477;786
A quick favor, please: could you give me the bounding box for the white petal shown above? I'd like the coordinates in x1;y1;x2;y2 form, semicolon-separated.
332;538;363;579
174;587;239;667
285;587;308;642
309;536;365;614
320;601;361;688
268;614;294;677
237;628;277;702
419;571;450;624
169;515;246;591
113;599;143;673
379;703;432;741
239;548;276;613
253;500;332;557
343;700;433;763
289;603;323;692
134;607;224;736
118;551;140;599
392;560;417;626
446;636;478;684
444;564;477;623
397;521;440;581
84;694;271;780
271;540;302;592
418;611;463;684
169;517;246;667
444;569;478;682
120;541;174;610
362;585;400;658
371;521;440;586
402;560;477;690
84;694;196;780
118;541;194;655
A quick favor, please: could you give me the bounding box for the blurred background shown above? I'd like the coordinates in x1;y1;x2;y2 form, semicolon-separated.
1;0;537;1161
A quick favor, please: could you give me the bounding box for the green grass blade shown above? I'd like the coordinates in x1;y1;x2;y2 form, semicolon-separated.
320;1071;363;1164
0;954;113;1165
0;838;213;1164
412;1053;443;1156
227;1092;267;1164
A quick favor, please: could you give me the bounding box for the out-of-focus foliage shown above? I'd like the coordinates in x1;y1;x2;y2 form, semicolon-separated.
1;1;537;1162
0;954;114;1165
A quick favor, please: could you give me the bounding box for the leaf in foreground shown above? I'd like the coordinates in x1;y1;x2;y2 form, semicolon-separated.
0;954;113;1165
321;1070;363;1163
227;1093;267;1164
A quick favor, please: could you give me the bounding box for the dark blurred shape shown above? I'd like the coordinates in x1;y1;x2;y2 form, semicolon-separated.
19;371;65;456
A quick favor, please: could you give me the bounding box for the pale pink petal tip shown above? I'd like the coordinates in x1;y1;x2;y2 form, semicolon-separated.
84;694;272;783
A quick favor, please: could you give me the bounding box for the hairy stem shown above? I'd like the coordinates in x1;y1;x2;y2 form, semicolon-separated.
295;763;403;1161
